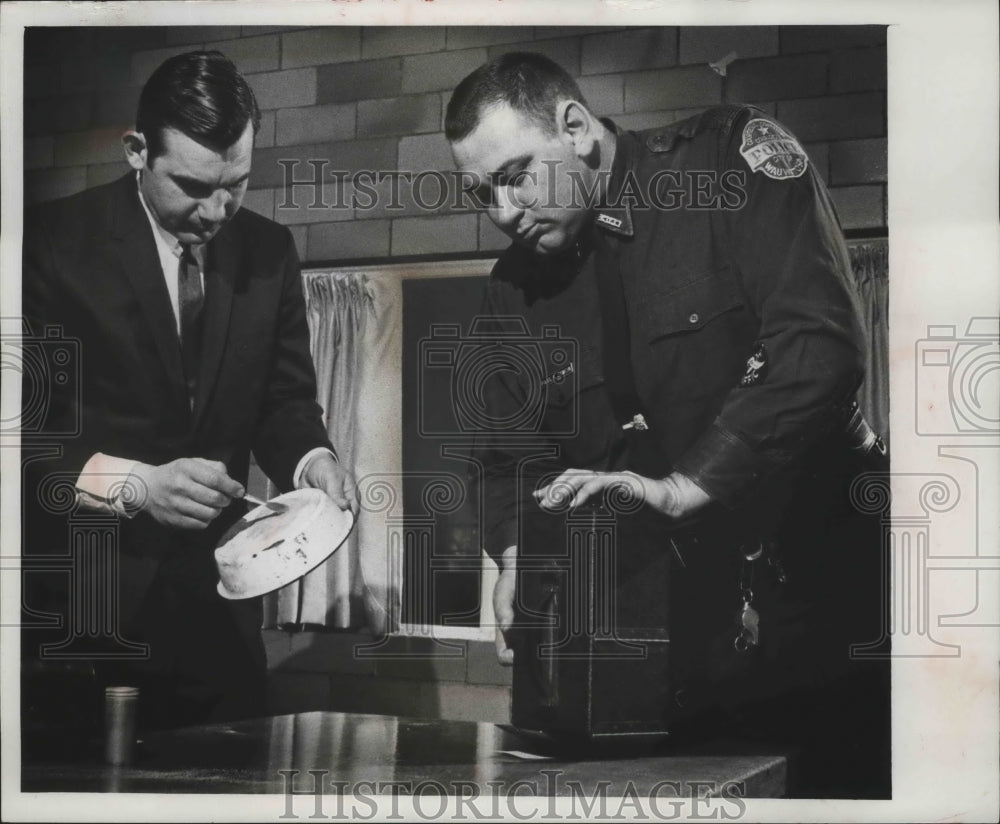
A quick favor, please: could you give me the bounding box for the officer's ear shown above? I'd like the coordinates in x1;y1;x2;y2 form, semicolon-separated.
555;99;598;160
122;130;149;172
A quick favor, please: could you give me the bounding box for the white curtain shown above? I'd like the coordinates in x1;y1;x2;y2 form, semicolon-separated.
262;270;402;635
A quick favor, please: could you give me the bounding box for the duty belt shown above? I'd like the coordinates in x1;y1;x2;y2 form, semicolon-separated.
844;401;887;459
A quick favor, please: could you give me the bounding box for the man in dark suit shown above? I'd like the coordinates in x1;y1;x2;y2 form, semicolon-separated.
21;51;355;730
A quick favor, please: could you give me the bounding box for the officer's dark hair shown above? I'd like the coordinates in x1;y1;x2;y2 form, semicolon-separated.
445;52;588;142
136;50;261;163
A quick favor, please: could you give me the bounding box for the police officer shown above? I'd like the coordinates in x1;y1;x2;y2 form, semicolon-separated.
446;52;889;798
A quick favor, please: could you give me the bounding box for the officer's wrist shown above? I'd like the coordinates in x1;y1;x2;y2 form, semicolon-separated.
660;472;712;519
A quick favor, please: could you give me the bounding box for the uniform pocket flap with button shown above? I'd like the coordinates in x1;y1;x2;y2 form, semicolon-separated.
542;348;604;408
642;269;744;341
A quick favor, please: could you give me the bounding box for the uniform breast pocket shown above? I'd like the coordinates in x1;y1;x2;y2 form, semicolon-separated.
638;268;749;399
540;351;607;439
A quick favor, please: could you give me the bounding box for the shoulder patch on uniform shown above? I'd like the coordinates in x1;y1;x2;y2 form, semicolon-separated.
739;343;768;387
739;118;808;180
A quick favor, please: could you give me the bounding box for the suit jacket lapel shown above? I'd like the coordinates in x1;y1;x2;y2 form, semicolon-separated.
110;176;189;412
193;221;239;429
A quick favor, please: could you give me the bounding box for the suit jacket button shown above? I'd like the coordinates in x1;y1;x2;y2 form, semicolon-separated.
689;313;700;324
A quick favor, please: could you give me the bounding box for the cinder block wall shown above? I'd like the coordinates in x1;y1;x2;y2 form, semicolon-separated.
24;24;887;263
22;24;887;721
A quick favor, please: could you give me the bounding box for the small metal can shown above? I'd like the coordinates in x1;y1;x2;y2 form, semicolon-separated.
103;686;139;766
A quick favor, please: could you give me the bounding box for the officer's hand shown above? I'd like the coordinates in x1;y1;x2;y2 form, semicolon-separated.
301;452;359;515
493;546;517;667
128;458;244;530
534;469;711;519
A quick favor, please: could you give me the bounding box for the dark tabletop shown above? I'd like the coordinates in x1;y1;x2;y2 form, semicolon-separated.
21;711;787;797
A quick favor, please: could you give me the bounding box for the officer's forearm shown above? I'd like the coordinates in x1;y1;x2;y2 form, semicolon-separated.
650;471;713;519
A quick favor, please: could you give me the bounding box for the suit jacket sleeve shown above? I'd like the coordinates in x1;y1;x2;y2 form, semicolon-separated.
22;204;95;480
250;230;335;492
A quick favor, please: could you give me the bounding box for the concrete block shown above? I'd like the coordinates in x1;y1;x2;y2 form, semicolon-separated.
274;181;354;224
25;27;98;63
131;46;197;85
537;27;623;39
780;25;887;54
266;672;332;715
391;214;478;256
829;185;885;230
829;137;887;185
612;107;705;133
25;94;94;137
241;187;276;221
371;635;468;682
243;26;305;36
582;28;678;75
281;27;362;69
256;110;276;149
95;55;135;90
247;68;317;110
362;27;446;60
726;54;828;104
327;675;441;718
399;132;455;175
95;27;169;56
308;219;391;262
402;48;489;95
24;64;63;100
24;137;54;171
58;58;100;95
54;128;129;168
446;27;534;50
488;37;581;75
479;214;510;253
263;628;294;670
803;142;830;185
317;57;402;105
577;74;624;116
358;94;440;138
25;167;88;205
831;46;887;94
281;631;380;675
203;34;281;75
465;639;513;686
436;683;510;723
680;26;780;65
288;225;308;261
625;66;722;112
86;162;129;189
777;92;883;142
250;137;397;188
276;102;356;147
94;86;141;129
166;26;241;46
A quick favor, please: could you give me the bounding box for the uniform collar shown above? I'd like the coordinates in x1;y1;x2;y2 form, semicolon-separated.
593;119;635;239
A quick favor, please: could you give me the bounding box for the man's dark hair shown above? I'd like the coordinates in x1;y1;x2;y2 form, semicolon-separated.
136;50;261;162
445;52;588;143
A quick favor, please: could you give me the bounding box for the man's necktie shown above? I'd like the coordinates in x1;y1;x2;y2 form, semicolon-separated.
178;244;204;407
